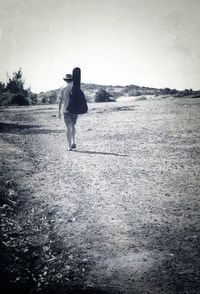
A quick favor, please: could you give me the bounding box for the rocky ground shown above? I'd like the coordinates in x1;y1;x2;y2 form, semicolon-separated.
0;97;200;294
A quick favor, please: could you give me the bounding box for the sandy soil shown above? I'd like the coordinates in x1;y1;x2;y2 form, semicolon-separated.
0;97;200;294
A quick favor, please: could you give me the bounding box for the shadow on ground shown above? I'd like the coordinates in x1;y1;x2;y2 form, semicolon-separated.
0;122;64;134
0;179;116;294
74;150;128;157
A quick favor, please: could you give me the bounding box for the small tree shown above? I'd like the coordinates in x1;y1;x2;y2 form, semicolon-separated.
6;68;28;96
2;68;37;106
10;94;31;106
95;88;114;102
49;93;57;104
41;96;47;104
170;89;178;95
0;82;6;93
183;89;193;96
163;88;171;95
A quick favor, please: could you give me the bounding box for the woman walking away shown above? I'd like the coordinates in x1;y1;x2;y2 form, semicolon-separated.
58;74;78;151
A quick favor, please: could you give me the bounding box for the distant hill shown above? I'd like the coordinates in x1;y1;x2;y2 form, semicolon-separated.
37;83;200;104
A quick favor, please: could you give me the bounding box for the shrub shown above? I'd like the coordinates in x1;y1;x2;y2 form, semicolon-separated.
49;93;57;104
0;82;6;93
41;96;47;104
28;92;37;105
163;88;171;95
128;90;141;96
94;88;114;103
169;89;178;95
0;69;37;106
6;68;27;95
10;94;31;106
0;91;14;106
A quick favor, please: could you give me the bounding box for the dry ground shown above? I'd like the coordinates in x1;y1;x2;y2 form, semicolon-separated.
0;97;200;294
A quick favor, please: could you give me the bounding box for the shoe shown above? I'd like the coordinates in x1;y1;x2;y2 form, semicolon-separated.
71;143;76;149
67;147;72;151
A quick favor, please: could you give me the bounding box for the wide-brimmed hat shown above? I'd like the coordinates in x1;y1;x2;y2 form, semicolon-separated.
63;74;73;81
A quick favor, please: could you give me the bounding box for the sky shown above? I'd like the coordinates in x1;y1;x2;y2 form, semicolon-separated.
0;0;200;93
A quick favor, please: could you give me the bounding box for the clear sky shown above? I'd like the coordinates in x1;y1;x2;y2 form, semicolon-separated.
0;0;200;93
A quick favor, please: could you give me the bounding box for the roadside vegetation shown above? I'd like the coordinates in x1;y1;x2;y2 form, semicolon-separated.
94;88;115;103
1;69;200;107
0;69;37;106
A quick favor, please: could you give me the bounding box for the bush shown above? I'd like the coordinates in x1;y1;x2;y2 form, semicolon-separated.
10;94;31;106
39;91;57;104
49;93;57;104
0;91;14;106
0;69;37;106
169;89;178;95
6;69;27;94
94;88;114;103
41;96;47;104
0;82;6;93
28;92;37;105
163;88;171;95
128;90;141;96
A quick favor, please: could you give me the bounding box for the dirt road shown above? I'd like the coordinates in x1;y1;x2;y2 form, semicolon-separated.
0;97;200;293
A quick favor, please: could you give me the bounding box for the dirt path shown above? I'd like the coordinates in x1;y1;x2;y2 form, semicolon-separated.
0;98;200;294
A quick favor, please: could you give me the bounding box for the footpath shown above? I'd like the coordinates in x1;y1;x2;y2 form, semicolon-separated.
0;99;200;293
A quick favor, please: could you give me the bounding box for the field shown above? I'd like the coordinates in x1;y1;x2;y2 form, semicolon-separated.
0;97;200;294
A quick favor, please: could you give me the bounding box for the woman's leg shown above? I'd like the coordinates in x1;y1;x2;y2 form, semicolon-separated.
71;124;76;145
66;123;72;150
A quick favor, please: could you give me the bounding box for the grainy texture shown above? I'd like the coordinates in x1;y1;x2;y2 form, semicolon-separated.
0;98;200;294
